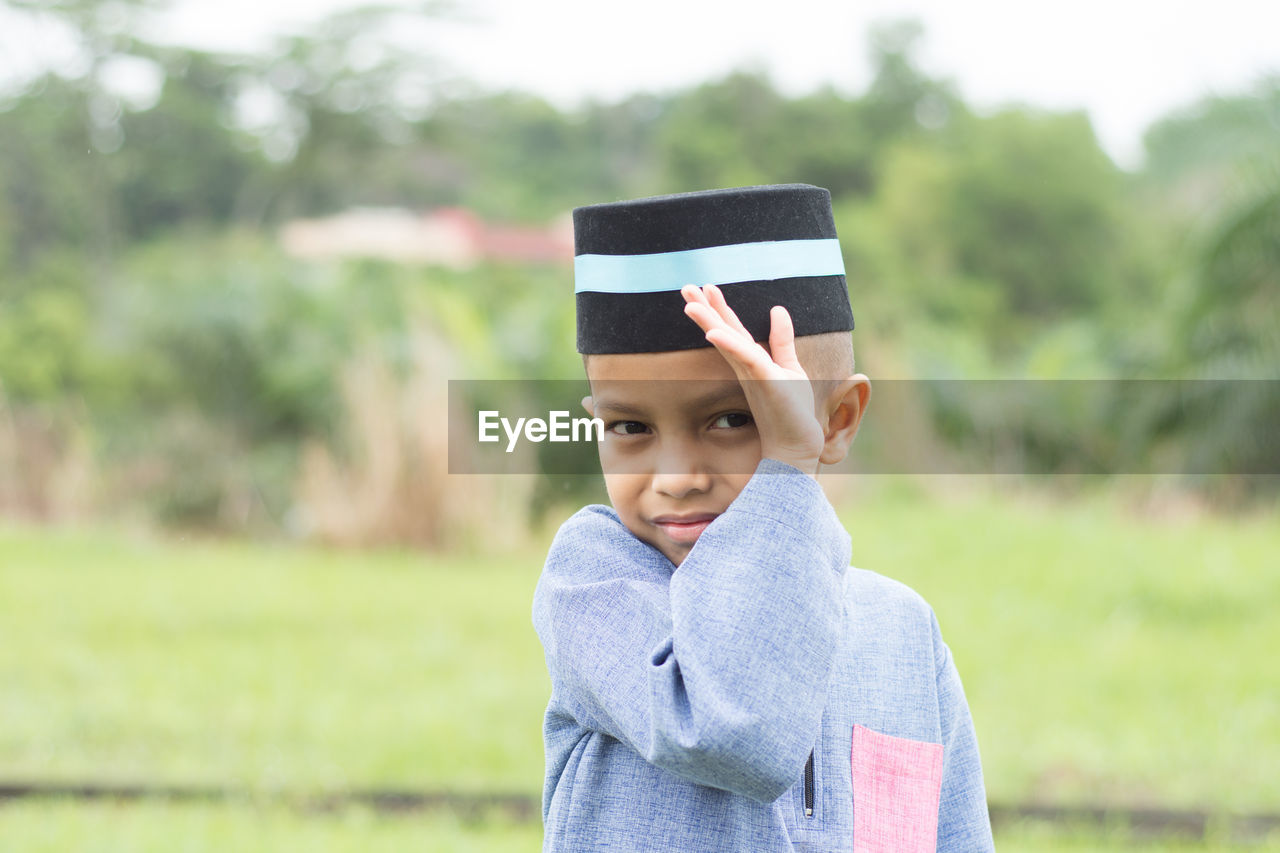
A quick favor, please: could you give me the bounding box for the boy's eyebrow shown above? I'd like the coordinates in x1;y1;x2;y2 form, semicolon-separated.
592;383;749;418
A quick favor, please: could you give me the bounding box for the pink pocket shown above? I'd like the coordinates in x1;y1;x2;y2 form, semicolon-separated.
851;724;944;853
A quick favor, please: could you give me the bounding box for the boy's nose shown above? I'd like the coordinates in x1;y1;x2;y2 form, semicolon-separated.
650;443;713;498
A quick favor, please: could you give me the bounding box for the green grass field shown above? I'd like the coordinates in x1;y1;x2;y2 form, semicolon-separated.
1;800;1274;852
1;480;1277;850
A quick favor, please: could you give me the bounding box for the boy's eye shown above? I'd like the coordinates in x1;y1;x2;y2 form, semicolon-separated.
711;412;753;430
606;420;650;436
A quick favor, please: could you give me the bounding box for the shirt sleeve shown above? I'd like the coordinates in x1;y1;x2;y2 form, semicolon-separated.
532;457;852;803
931;610;996;852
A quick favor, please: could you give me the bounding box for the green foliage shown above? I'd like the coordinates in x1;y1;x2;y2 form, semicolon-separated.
946;111;1123;320
0;258;99;402
859;20;963;151
2;7;1278;527
0;225;587;530
656;71;788;190
1184;177;1280;374
1123;173;1280;489
869;110;1129;349
114;236;347;440
113;52;269;239
422;92;665;220
0;75;108;269
1142;75;1280;188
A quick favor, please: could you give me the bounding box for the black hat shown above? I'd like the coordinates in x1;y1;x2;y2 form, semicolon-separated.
573;183;853;354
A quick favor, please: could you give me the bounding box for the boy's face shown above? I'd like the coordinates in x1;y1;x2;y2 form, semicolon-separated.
583;346;769;567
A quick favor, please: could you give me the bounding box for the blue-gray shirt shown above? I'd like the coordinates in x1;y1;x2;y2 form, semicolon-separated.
532;458;994;851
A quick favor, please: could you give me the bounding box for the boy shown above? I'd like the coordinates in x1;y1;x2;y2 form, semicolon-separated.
532;184;994;851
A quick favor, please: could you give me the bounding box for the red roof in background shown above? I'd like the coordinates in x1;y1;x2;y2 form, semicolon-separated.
280;206;573;267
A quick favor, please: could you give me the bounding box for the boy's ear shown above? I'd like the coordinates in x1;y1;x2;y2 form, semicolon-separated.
581;395;595;418
818;375;871;466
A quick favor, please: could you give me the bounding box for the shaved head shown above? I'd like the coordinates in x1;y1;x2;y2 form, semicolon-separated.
583;332;853;379
582;331;855;409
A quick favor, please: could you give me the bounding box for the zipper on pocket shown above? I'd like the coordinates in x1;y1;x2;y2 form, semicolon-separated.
803;749;815;817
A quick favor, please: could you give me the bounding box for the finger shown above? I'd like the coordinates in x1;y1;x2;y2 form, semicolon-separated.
686;290;774;374
683;286;725;331
703;284;753;339
767;305;803;372
684;300;729;336
680;284;707;306
705;327;776;376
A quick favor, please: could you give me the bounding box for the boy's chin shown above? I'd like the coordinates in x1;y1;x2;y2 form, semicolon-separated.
655;535;697;568
628;526;691;567
660;543;691;567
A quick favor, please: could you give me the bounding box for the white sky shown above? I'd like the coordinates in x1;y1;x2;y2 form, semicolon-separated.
6;0;1279;169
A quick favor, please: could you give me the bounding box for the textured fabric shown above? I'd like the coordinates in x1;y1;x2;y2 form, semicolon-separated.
575;275;853;353
532;457;995;852
572;184;854;353
573;184;838;255
852;724;945;852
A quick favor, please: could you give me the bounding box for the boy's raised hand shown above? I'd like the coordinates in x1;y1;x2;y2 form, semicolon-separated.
682;284;825;476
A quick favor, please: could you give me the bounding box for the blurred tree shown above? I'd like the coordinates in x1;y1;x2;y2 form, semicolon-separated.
421;90;664;221
1110;171;1280;488
859;19;962;150
1182;175;1280;377
655;69;785;190
654;21;959;198
112;49;269;238
0;76;104;275
1142;76;1280;190
943;110;1127;323
240;2;460;219
0;0;177;260
859;108;1134;358
1177;173;1280;481
0;0;462;245
3;4;1277;527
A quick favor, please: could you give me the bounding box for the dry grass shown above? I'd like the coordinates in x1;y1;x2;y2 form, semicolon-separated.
0;396;96;523
294;329;532;550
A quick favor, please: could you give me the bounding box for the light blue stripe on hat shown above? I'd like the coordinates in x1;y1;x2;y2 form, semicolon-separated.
574;238;845;294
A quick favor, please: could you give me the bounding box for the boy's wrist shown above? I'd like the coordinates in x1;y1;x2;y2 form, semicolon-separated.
761;452;820;478
729;457;852;572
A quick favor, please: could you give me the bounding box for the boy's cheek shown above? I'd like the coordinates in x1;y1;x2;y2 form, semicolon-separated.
720;471;755;501
596;443;650;476
600;472;645;515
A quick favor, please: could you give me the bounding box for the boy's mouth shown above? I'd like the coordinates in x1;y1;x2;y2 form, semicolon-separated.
651;513;719;545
